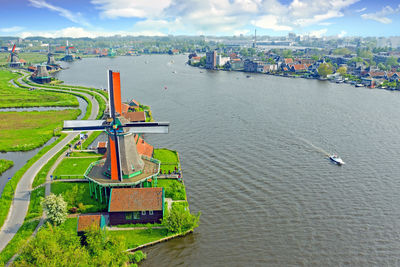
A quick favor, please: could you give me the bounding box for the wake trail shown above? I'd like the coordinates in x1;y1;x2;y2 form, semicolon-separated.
296;137;330;157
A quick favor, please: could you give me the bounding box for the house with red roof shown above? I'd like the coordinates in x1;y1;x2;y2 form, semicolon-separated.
77;214;106;243
123;111;146;122
129;99;140;110
108;187;164;225
134;135;154;158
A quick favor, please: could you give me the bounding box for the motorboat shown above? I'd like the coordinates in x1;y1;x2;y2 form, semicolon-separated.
329;154;345;165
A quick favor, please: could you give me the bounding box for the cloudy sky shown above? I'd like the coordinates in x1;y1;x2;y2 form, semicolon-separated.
1;0;400;38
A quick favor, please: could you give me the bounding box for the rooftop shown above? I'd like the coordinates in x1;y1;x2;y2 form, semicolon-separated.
109;187;163;212
77;215;103;232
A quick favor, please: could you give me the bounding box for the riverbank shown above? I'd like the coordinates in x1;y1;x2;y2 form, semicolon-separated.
0;160;13;176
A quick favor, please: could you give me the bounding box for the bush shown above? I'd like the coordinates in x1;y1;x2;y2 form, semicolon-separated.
41;194;67;225
162;205;201;233
131;250;147;263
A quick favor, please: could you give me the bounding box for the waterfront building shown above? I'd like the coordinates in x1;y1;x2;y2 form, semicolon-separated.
108;187;164;225
216;55;230;67
206;51;217;69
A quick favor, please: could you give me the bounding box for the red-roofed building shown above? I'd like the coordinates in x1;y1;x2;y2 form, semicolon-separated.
290;64;308;72
284;58;293;64
129;99;140;110
123;111;146;122
134;135;154;158
108;187;164;225
121;103;130;115
77;214;106;232
77;214;106;244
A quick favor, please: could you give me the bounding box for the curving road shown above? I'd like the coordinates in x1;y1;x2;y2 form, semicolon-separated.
0;74;103;252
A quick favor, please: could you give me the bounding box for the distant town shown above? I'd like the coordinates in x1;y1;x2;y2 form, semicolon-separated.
1;33;400;89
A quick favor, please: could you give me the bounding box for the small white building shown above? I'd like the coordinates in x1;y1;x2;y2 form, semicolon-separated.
216;55;230;67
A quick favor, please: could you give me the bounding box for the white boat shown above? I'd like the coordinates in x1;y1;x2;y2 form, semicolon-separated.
329;154;345;165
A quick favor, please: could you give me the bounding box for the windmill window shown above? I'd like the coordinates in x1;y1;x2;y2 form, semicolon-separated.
133;211;141;220
125;212;132;220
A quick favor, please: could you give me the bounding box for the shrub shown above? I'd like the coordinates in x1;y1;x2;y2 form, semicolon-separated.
41;194;67;225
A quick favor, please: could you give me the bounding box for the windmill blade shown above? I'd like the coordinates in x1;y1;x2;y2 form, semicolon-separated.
107;70;122;118
63;120;107;131
11;44;16;53
123;122;169;134
109;131;123;181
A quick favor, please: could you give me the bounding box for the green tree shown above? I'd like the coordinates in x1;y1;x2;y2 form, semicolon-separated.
282;49;292;58
240;48;249;57
199;56;206;67
162;205;201;233
317;63;333;78
386;56;399;67
336;66;347;76
378;63;386;71
332;48;351;55
41;194;67;225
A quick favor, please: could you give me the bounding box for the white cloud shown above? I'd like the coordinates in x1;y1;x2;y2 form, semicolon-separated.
361;4;400;24
0;26;24;33
91;0;172;18
356;7;366;12
337;30;347;37
308;28;328;37
17;27;166;39
251;15;293;31
28;0;90;26
89;0;359;35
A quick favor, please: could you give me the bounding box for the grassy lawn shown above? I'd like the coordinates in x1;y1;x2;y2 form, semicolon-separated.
51;182;106;213
0;220;39;266
153;149;179;173
0;159;13;175
25;187;45;221
70;151;101;157
172;201;189;209
157;179;186;201
0;70;78;108
53;156;102;178
59;218;78;234
0;109;80;152
108;228;172;249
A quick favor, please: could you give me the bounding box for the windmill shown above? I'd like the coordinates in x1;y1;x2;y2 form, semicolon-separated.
63;70;169;182
7;44;22;68
61;40;76;62
47;45;56;66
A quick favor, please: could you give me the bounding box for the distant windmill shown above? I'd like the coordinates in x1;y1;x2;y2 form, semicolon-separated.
63;70;169;182
7;44;22;68
47;45;56;66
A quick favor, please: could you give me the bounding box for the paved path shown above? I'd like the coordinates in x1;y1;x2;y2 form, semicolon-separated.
0;74;101;252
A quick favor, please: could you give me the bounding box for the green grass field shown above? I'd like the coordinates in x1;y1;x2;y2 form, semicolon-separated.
53;156;102;178
51;182;106;212
0;159;13;175
108;228;172;249
25;187;45;221
153;149;180;173
0;70;78;108
0;109;80;152
157;179;186;200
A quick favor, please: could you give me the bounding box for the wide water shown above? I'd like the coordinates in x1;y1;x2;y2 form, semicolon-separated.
57;55;400;266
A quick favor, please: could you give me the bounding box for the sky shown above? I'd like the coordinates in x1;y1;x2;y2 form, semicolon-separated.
0;0;399;38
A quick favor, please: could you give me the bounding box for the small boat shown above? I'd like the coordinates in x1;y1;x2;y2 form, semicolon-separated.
329;154;345;165
246;75;251;78
355;83;364;87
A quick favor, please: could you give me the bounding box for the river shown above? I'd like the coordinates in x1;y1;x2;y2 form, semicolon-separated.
56;55;400;265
